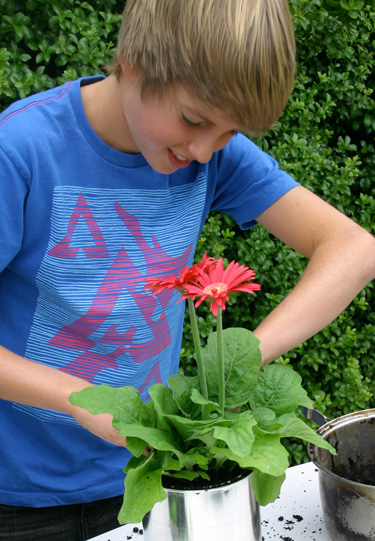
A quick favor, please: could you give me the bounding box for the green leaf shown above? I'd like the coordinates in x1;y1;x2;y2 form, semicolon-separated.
160;457;183;473
119;455;167;524
123;453;145;473
202;328;261;408
243;434;290;476
278;417;337;454
121;424;181;451
183;452;210;468
255;412;297;434
252;407;277;425
69;384;157;429
164;414;218;442
149;383;180;431
19;53;31;62
124;436;149;457
211;433;289;477
252;471;286;506
213;411;256;457
168;373;201;417
190;388;219;415
168;469;210;481
249;365;313;415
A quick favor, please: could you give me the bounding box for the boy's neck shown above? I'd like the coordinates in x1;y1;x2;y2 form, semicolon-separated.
80;74;139;154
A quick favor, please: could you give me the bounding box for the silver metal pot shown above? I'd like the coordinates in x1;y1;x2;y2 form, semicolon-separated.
142;472;261;541
308;408;375;541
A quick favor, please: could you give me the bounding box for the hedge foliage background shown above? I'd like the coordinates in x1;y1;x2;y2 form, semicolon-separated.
1;0;374;463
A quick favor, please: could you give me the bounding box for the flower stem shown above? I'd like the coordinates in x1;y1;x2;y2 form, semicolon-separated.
188;298;209;408
217;307;225;417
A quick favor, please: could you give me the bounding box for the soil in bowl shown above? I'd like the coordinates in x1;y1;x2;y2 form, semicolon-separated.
162;466;250;491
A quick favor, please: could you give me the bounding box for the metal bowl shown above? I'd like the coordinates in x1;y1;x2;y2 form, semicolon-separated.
308;409;375;541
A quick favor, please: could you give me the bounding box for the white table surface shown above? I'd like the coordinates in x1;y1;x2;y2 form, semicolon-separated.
89;461;331;541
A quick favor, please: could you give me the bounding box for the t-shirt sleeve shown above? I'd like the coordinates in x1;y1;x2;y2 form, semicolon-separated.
209;134;299;230
0;140;29;271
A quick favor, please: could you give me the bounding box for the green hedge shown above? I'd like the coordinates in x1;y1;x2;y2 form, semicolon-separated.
1;0;374;463
0;0;123;103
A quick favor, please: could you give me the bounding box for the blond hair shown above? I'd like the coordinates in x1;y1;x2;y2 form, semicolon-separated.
109;0;296;134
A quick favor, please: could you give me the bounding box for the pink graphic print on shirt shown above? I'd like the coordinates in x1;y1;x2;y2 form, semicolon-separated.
25;187;199;408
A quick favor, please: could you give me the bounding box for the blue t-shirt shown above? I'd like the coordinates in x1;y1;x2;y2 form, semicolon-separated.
0;76;298;506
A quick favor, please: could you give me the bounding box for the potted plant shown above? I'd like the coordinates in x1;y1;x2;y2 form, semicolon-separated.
70;255;335;540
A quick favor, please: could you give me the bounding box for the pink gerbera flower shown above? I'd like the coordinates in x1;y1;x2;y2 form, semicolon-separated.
180;258;261;316
143;253;217;295
143;274;181;295
143;254;261;417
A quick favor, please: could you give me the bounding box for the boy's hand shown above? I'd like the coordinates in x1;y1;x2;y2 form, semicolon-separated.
0;345;151;453
70;407;151;455
69;406;127;447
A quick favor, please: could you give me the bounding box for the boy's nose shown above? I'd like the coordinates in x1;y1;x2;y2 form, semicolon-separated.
188;138;216;164
188;131;234;164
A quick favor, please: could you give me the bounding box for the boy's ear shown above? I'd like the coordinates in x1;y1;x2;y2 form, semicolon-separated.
120;58;136;80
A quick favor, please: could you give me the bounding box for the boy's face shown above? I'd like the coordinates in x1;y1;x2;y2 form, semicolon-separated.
119;67;239;174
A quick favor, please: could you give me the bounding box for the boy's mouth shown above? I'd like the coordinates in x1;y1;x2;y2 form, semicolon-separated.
168;148;192;168
172;150;189;161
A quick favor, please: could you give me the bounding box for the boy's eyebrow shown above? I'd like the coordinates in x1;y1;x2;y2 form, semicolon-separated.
184;105;215;125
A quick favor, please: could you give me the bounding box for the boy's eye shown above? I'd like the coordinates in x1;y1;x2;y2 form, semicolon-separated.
182;115;200;128
182;114;238;137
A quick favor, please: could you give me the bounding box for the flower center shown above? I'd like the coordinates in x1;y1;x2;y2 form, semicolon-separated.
203;282;227;296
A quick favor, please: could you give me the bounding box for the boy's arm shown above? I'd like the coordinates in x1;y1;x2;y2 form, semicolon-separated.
254;185;375;365
0;345;127;447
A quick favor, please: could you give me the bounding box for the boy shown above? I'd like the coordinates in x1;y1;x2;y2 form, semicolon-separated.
0;0;374;539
